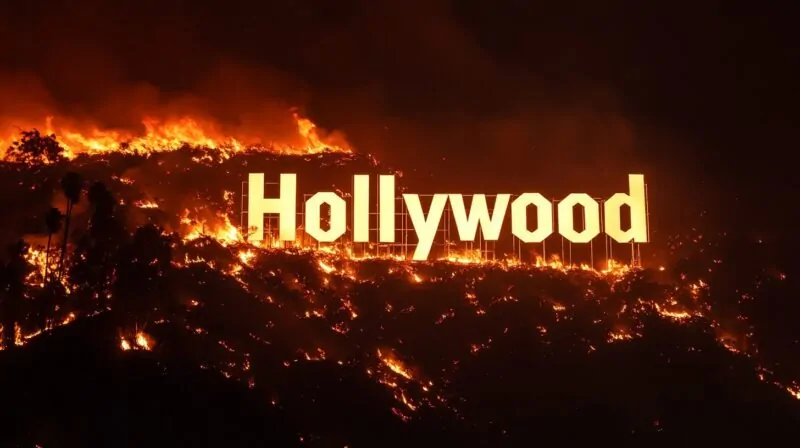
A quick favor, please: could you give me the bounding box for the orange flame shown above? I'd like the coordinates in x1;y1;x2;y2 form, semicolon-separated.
1;112;351;159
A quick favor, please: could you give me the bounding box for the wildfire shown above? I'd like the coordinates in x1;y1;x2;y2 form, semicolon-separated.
120;331;153;352
134;199;159;209
181;210;243;246
1;112;351;159
4;121;799;426
377;349;414;380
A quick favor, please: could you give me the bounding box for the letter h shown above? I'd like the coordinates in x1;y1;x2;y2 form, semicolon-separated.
247;173;297;242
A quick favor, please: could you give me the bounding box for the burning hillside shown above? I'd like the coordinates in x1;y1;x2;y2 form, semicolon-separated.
0;110;351;159
0;125;799;445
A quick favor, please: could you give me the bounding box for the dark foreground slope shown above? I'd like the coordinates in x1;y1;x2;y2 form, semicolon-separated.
1;147;799;447
1;312;799;447
0;315;299;447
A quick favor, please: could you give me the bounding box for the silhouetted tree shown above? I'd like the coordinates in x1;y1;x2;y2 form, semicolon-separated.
44;207;63;284
4;130;64;165
1;241;31;349
70;182;125;311
56;172;83;280
113;224;174;329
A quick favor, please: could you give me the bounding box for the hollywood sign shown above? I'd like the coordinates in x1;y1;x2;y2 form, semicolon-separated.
247;174;648;261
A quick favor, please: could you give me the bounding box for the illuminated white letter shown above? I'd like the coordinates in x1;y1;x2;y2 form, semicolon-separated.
604;174;648;243
558;194;600;243
449;194;510;241
305;192;347;243
248;173;296;242
403;194;448;261
353;175;370;242
511;193;553;243
379;175;395;242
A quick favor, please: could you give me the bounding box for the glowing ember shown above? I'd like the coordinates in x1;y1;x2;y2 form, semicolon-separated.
135;332;152;351
119;332;153;352
134;200;159;209
2;122;798;422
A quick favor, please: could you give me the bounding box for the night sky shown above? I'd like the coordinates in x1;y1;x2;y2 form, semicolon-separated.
0;0;797;240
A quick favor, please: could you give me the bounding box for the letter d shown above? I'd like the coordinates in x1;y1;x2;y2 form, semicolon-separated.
604;174;648;243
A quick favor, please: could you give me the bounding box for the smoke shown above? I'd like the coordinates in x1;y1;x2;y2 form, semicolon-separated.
0;61;327;150
85;62;315;147
3;0;786;236
0;0;646;166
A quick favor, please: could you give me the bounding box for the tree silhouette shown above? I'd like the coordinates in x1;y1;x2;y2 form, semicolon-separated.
70;182;125;312
56;172;83;281
44;207;63;285
1;241;32;349
4;130;65;165
26;208;66;331
113;224;174;329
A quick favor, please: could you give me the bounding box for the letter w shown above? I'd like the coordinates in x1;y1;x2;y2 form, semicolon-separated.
448;194;510;241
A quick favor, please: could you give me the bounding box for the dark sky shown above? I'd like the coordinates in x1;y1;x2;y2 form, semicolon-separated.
0;0;797;238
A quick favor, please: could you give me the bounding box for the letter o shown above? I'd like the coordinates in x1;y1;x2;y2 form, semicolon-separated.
511;193;553;243
305;192;347;243
557;194;600;243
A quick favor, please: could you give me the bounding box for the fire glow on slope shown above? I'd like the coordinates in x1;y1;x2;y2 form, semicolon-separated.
1;112;350;159
2;130;798;425
14;231;799;419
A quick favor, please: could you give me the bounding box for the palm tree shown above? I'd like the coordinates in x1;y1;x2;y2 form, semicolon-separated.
70;182;122;312
44;207;63;284
57;171;83;280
